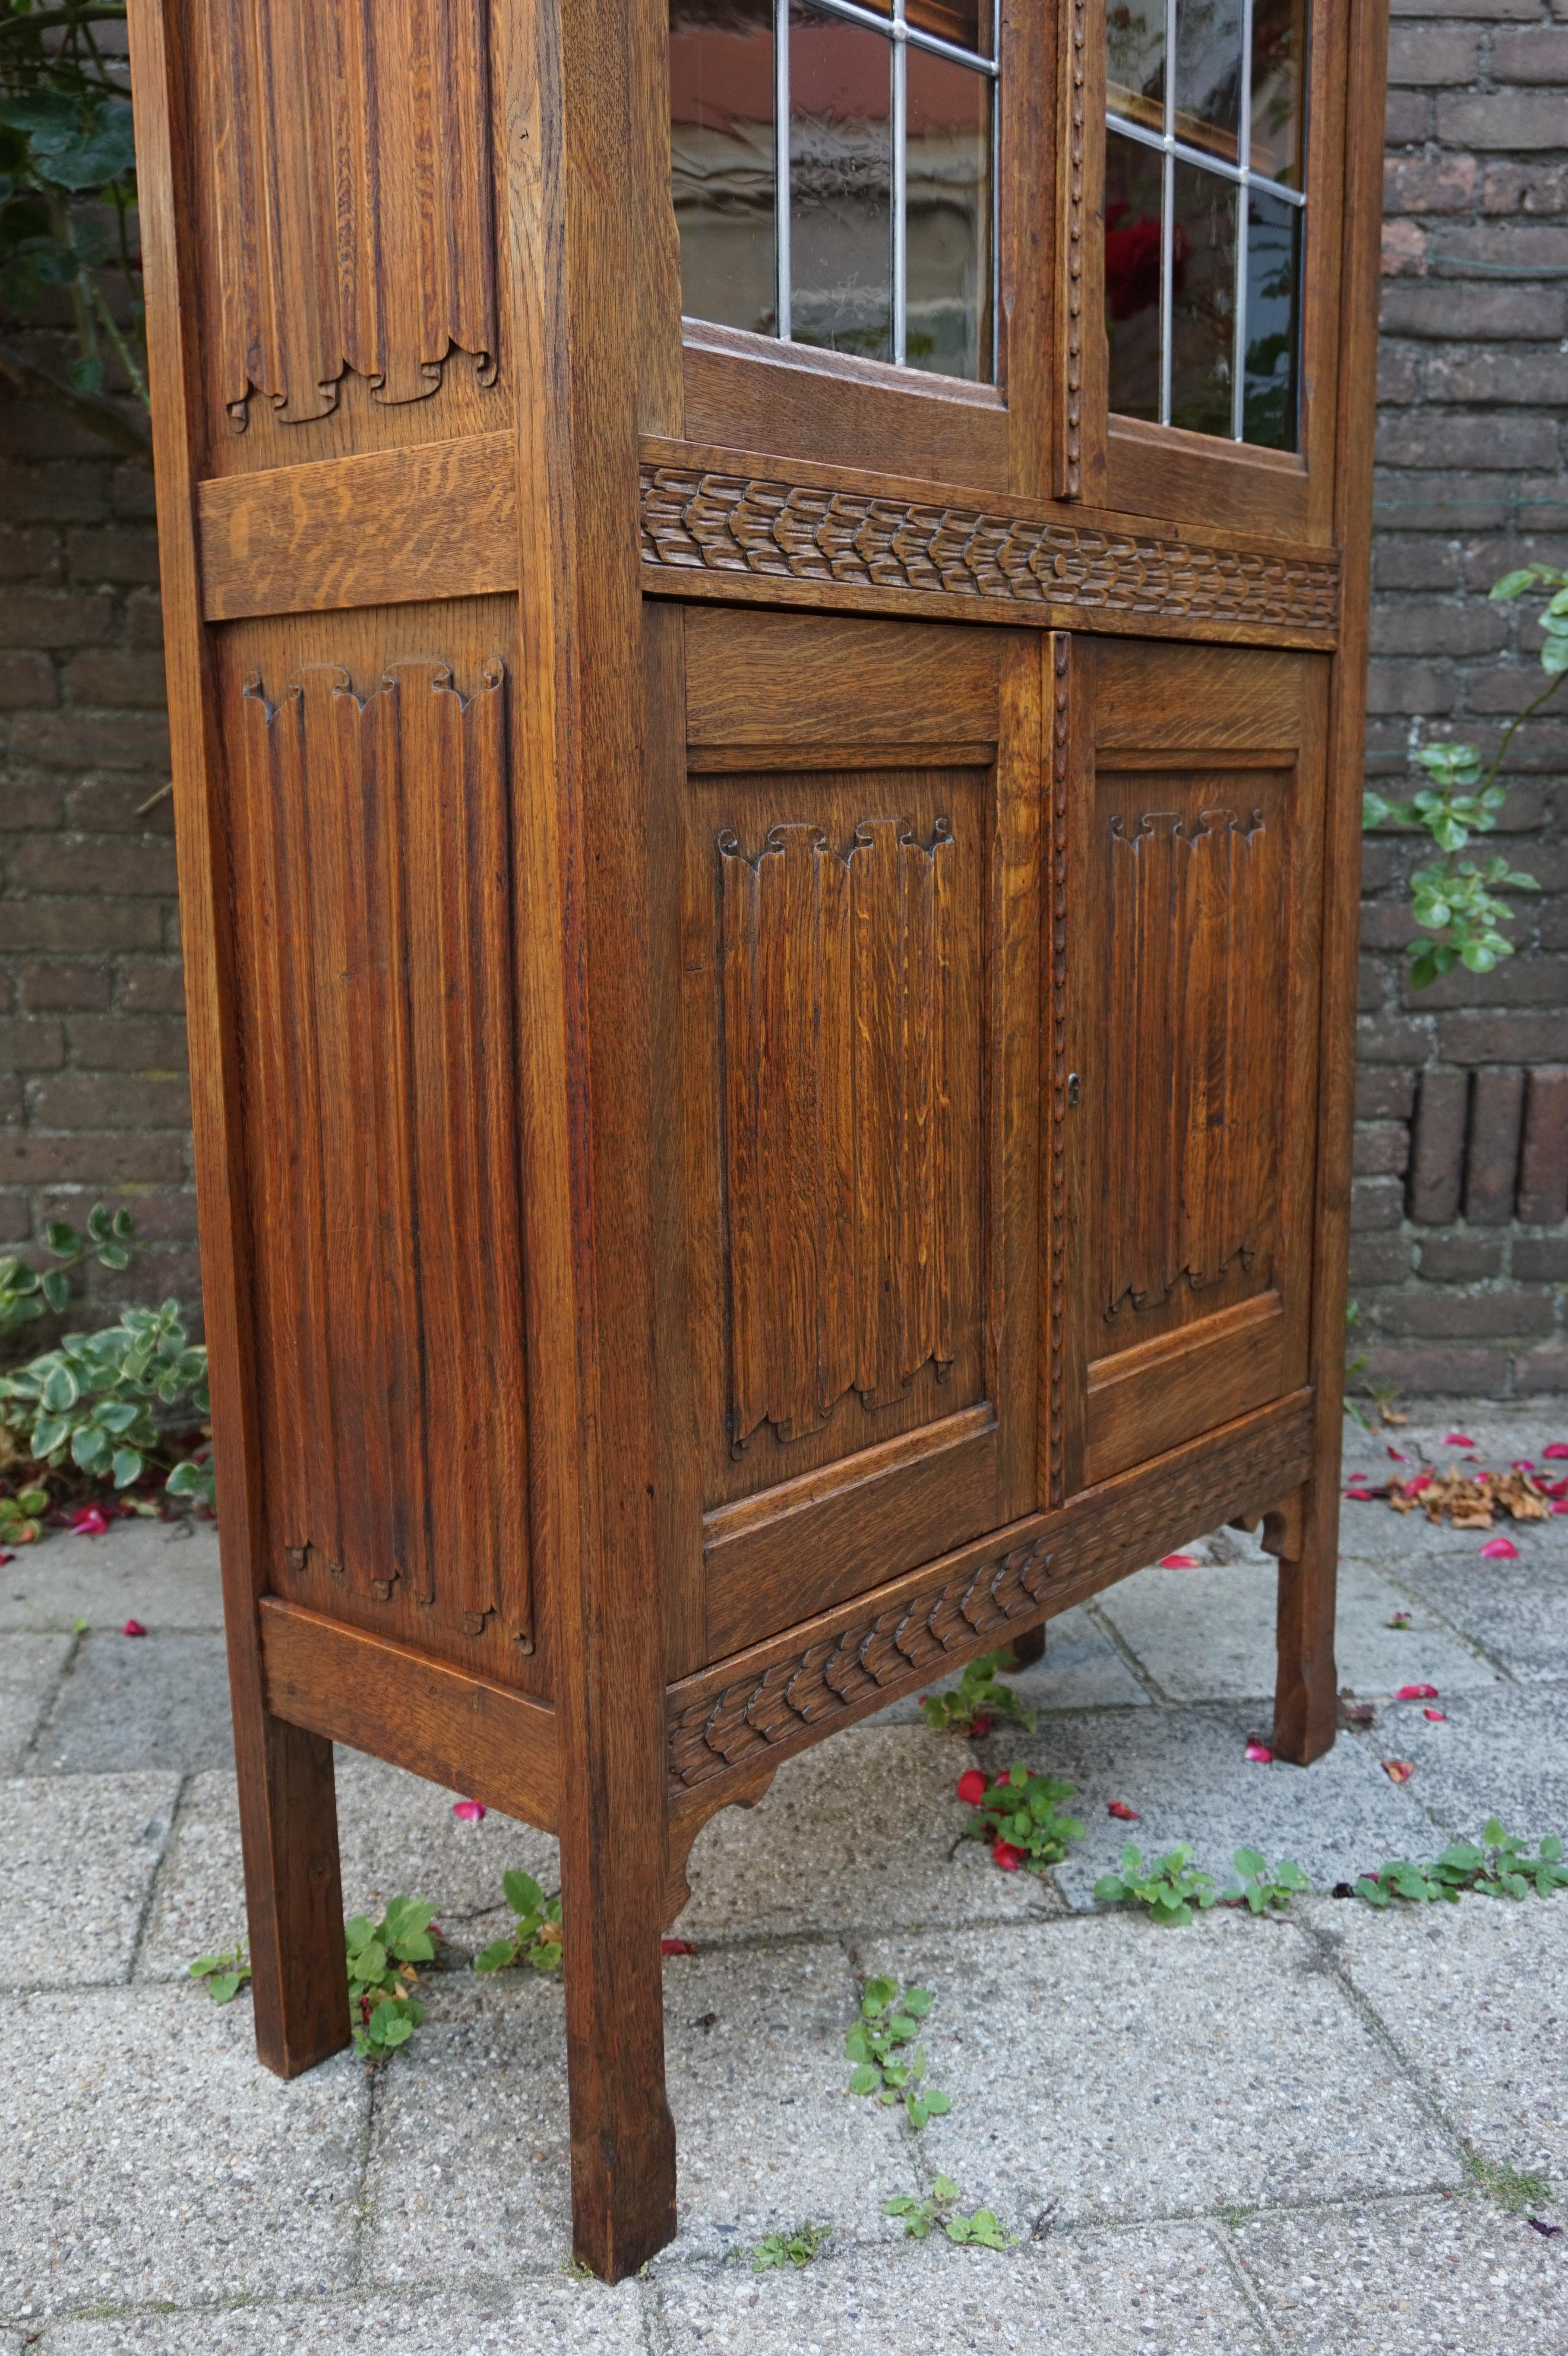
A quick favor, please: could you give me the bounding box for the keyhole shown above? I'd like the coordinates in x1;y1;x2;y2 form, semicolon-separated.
1067;1072;1081;1108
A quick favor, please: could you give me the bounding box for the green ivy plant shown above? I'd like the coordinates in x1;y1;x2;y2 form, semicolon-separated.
189;1941;251;2005
1363;565;1567;988
1094;1841;1220;1926
0;1203;136;1343
345;1896;436;2058
473;1868;563;1974
920;1647;1037;1737
0;1298;211;1500
962;1765;1084;1872
844;1977;952;2131
750;2220;830;2270
0;1;150;464
1226;1848;1310;1914
1354;1821;1568;1909
884;2177;1015;2248
0;1481;46;1544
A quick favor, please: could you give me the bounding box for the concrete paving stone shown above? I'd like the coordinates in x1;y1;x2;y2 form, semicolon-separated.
0;1634;71;1771
28;1633;234;1775
0;1522;222;1635
1330;1890;1568;2182
40;2282;648;2356
1095;1558;1497;1706
671;1723;1056;1941
1390;1548;1568;1685
1233;2194;1568;2356
854;1913;1462;2231
990;1704;1434;1906
0;1770;177;1989
655;2223;1268;2355
0;1985;365;2320
137;1759;561;1981
1347;1685;1568;1846
871;1604;1150;1726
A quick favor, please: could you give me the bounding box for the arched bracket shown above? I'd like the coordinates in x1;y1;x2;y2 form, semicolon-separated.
664;1764;778;1930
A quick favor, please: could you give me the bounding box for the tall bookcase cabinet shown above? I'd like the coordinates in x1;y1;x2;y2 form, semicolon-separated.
129;0;1388;2282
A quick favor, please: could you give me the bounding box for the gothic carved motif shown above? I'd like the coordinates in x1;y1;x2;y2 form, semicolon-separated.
233;658;531;1646
1103;804;1280;1318
204;0;499;428
719;818;956;1451
667;1399;1315;1789
640;464;1341;635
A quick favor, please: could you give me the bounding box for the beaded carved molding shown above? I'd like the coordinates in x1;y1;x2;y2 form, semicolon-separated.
639;462;1340;638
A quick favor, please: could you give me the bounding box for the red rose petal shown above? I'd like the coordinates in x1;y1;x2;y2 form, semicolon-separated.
1544;1442;1568;1460
1394;1684;1438;1702
1343;1486;1375;1501
967;1715;994;1739
956;1768;987;1805
451;1799;486;1823
1511;1459;1535;1472
992;1840;1026;1872
1480;1536;1520;1559
1244;1741;1273;1764
1443;1432;1476;1448
1382;1759;1416;1784
661;1938;698;1956
72;1507;110;1538
121;1618;146;1637
1424;1708;1446;1721
0;1549;11;1566
1387;1446;1407;1462
1108;1801;1139;1821
1159;1552;1200;1568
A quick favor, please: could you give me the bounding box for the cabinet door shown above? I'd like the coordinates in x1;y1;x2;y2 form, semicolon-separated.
1062;638;1326;1492
660;607;1045;1670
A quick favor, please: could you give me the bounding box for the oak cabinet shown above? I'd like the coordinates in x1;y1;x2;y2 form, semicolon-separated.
130;0;1388;2283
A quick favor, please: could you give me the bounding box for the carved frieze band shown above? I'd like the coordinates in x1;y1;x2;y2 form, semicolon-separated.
667;1398;1315;1791
204;0;499;428
640;466;1340;635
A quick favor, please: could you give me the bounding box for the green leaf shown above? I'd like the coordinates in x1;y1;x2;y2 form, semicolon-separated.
110;1446;143;1488
922;2087;952;2117
861;1977;897;2015
1489;569;1537;600
473;1937;517;1976
847;2063;881;2097
502;1869;544;1916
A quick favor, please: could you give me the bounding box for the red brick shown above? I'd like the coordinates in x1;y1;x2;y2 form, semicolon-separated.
0;652;56;709
0;528;60;583
1438;93;1568;149
125;595;164;652
1349;1237;1416;1286
1465;1069;1528;1225
0;590;114;650
0;780;66;830
1426;351;1568;408
1359;1014;1438;1064
1514;1346;1568;1394
1404;958;1568;1012
0;1193;30;1242
60;653;176;710
1379;1289;1553;1339
6;712;171;773
1361;903;1418;950
1514;1237;1568;1281
1387;24;1480;82
1419;1235;1505;1281
117;962;186;1014
0;902;164;951
11;839;178;897
1369;602;1508;657
1491;28;1568;80
1353;1177;1406;1232
1362;1347;1510;1396
1355;1123;1410;1178
1381;281;1565;339
1365;661;1454;716
1438;1013;1568;1064
63;526;161;586
66;1015;186;1069
1409;1067;1469;1224
1385;91;1430;143
66;779;176;836
0;460;110;526
0;1134;186;1183
0;1073;23;1127
0;1016;63;1071
1483;160;1568;216
20;964;111;1013
40;1188;198;1242
28;1074;190;1130
1517;1067;1568;1224
109;464;157;520
1382;155;1476;212
1357;1070;1417;1122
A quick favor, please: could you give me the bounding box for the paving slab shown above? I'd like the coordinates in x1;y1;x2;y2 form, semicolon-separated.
871;1604;1150;1726
28;1632;234;1775
137;1759;561;1981
1095;1558;1496;1704
671;1723;1056;1941
1344;1685;1568;1845
0;1633;70;1772
1329;1890;1568;2182
1391;1548;1568;1685
0;1522;222;1634
0;1985;365;2320
989;1704;1435;1905
655;2223;1268;2355
1232;2194;1568;2356
0;1771;177;1989
854;1914;1461;2231
40;2282;648;2356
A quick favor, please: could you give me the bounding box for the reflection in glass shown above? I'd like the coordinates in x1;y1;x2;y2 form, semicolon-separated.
1168;159;1235;437
905;46;990;380
1105;130;1163;422
1173;0;1242;163
669;1;778;334
1106;0;1165;134
1243;186;1300;446
789;6;892;362
909;0;992;54
1250;0;1305;184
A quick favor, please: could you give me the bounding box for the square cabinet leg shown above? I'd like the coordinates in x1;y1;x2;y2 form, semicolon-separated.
1267;1487;1339;1767
1005;1621;1047;1670
235;1711;351;2079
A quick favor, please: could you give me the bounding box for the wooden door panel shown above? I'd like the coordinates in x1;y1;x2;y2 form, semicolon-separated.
669;611;1044;1666
1065;640;1326;1491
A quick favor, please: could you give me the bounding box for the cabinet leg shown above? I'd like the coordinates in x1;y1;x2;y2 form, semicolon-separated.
1005;1621;1047;1670
235;1710;350;2078
1267;1487;1339;1767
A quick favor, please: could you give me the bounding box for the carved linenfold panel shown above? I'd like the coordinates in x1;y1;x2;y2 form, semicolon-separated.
231;656;531;1647
640;463;1341;636
1103;798;1282;1320
719;818;956;1452
667;1395;1316;1790
204;0;499;429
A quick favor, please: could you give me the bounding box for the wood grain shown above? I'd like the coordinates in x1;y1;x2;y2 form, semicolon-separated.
260;1598;559;1828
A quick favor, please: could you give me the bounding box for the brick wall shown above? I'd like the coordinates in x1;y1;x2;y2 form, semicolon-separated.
1;9;1566;1392
1359;0;1568;1396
